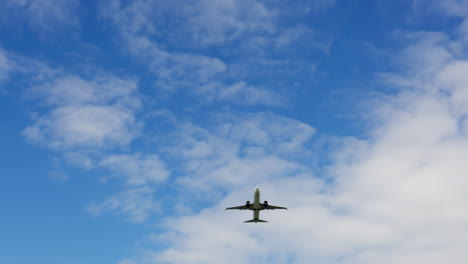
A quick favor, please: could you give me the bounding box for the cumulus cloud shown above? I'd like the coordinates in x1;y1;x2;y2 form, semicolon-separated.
23;74;140;150
24;105;137;149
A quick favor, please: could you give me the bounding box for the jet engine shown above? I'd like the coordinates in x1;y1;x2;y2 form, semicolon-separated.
263;201;268;208
246;201;251;208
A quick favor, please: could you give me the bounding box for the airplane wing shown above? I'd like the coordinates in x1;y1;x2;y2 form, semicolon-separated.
264;204;287;210
225;205;249;210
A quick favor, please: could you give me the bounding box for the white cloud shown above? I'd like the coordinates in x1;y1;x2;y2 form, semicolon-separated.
393;32;454;78
150;213;270;263
24;104;138;150
23;74;140;150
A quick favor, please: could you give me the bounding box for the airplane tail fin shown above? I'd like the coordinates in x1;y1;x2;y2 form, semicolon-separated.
244;219;268;223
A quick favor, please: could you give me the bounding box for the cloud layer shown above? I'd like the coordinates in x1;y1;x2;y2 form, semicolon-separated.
122;23;468;264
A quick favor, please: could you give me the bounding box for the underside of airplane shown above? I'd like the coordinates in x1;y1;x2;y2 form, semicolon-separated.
225;187;287;223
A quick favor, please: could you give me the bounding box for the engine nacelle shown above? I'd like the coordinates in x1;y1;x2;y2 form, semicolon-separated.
246;201;251;208
263;201;268;208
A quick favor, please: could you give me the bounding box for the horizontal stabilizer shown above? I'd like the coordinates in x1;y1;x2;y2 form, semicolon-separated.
244;219;268;223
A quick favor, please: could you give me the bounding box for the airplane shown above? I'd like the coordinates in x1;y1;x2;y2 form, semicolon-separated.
225;186;287;223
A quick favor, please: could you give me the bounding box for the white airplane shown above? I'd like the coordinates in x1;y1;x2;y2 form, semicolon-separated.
226;186;287;223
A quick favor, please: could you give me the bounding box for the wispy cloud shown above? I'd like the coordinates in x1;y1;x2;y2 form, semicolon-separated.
100;0;276;46
99;153;169;186
1;0;80;32
411;0;468;17
85;152;170;223
145;112;316;209
87;186;159;223
176;0;275;45
99;0;331;106
200;82;286;105
0;49;12;83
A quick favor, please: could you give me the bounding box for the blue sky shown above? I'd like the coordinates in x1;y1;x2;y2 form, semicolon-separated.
2;0;468;263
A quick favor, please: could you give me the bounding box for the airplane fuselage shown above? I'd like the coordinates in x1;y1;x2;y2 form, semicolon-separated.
252;186;261;221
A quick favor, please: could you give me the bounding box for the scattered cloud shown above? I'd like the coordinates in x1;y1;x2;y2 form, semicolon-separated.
3;2;468;264
7;55;171;222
